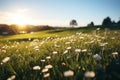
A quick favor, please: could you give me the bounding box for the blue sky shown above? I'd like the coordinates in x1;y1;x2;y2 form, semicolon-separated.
0;0;120;26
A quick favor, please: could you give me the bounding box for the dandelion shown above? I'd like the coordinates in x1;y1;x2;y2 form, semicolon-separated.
42;68;49;73
33;66;41;70
2;57;10;63
45;64;53;69
43;73;50;78
7;75;16;80
93;54;102;61
64;70;74;77
84;71;95;78
52;51;58;55
75;49;81;53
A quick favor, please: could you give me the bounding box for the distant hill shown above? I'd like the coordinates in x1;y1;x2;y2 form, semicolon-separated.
0;24;55;35
0;24;16;35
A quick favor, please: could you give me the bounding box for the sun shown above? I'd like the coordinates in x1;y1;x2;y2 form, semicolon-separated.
10;14;32;26
12;15;30;25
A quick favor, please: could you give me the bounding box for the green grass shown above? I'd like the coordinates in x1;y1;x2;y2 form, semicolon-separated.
0;27;99;41
0;27;120;80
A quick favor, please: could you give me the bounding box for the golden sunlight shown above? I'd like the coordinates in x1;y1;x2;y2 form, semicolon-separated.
10;14;33;26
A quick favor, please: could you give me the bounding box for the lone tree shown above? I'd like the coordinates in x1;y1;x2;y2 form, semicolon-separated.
102;16;112;27
87;21;94;26
70;19;78;27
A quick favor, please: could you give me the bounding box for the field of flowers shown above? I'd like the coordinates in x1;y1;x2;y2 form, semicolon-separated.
0;28;120;80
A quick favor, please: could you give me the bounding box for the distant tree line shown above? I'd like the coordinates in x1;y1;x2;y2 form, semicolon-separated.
70;16;120;29
0;24;54;35
102;16;120;29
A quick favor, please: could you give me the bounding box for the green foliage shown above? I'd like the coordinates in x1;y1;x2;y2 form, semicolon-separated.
70;19;78;27
102;17;112;27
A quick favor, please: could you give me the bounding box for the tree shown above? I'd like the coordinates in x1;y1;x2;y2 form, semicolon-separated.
117;19;120;25
70;19;78;27
87;21;94;26
102;16;112;27
117;20;120;28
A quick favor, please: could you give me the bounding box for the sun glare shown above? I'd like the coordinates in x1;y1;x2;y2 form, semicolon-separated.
10;14;33;26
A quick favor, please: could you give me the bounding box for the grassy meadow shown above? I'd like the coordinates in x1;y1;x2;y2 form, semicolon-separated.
0;27;120;80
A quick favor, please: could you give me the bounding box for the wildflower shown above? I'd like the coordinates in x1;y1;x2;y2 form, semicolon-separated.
34;46;39;51
45;64;53;69
40;41;45;45
33;39;39;42
52;51;58;55
75;49;81;53
33;66;41;70
89;41;94;44
28;38;31;40
84;71;95;78
61;62;66;66
67;56;71;59
87;53;92;55
41;59;46;62
63;50;68;54
64;70;74;77
1;50;7;53
76;32;81;35
1;62;3;65
66;47;71;50
46;56;51;60
112;52;119;58
7;75;16;80
78;66;81;70
111;37;115;40
100;42;108;47
43;73;50;78
79;36;84;39
2;57;10;63
112;52;118;55
96;28;100;30
42;68;48;73
54;44;60;48
82;67;85;70
93;54;102;61
82;49;87;52
65;42;71;45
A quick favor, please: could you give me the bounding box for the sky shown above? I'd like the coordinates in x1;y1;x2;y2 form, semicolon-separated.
0;0;120;26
